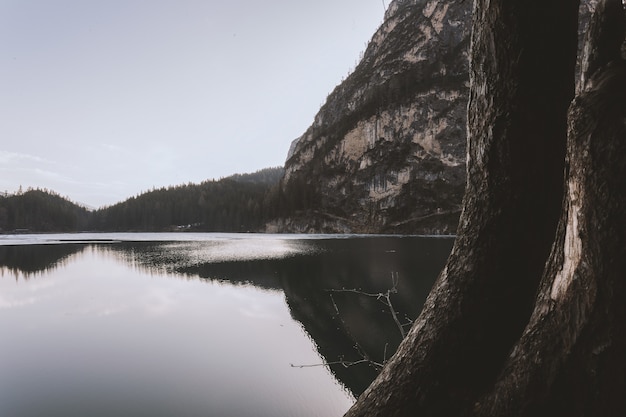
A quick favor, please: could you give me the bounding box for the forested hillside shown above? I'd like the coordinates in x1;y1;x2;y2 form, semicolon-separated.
1;168;284;233
0;188;90;232
90;167;284;232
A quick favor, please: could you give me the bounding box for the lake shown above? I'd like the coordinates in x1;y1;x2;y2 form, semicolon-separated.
0;233;453;417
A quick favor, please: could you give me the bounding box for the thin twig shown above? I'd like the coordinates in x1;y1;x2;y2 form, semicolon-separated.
290;358;382;370
327;272;407;338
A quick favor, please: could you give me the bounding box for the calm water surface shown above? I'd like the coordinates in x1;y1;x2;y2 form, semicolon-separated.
0;233;453;417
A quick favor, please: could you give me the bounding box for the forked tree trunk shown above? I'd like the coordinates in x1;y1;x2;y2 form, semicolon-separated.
345;0;626;416
474;1;626;415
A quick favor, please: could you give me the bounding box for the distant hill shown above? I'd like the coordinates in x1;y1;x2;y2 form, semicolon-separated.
89;167;284;232
0;188;90;233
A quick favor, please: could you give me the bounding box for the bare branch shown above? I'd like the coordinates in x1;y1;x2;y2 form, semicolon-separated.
327;272;407;338
290;357;383;370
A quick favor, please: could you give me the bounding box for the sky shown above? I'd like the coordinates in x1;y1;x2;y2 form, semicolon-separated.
1;0;387;208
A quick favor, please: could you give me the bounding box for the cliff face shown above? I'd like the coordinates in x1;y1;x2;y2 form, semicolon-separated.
272;0;469;234
272;0;595;234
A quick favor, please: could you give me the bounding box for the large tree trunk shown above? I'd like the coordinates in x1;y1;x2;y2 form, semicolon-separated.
474;2;626;415
345;0;626;416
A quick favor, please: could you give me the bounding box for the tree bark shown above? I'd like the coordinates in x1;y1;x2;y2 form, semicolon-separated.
342;0;626;415
345;1;579;415
474;64;626;417
579;0;626;90
474;2;626;415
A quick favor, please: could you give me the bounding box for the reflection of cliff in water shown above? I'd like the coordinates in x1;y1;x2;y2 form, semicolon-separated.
0;244;87;279
277;237;453;397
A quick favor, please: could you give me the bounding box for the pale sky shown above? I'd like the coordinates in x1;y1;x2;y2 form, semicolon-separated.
1;0;386;208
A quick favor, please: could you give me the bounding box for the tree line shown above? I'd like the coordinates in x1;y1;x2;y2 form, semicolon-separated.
0;167;304;233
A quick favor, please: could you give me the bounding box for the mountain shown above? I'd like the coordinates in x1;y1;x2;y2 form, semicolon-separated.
270;0;597;235
271;0;470;234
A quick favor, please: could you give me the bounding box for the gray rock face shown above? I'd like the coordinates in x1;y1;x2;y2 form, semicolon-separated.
273;0;595;234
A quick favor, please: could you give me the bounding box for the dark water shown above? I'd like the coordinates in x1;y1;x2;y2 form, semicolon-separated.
0;233;453;417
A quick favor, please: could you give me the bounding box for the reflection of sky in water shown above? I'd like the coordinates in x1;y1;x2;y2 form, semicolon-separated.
177;238;312;262
90;237;319;277
0;232;338;246
0;242;353;417
156;238;316;269
0;232;319;273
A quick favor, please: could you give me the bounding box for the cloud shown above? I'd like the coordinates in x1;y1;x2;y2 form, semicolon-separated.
0;150;49;164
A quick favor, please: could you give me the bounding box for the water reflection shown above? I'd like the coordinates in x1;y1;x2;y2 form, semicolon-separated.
0;244;87;279
277;238;452;395
102;237;452;395
0;243;353;417
0;236;452;399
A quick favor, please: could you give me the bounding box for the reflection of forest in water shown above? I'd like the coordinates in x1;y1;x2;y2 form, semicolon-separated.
0;237;452;396
0;244;87;278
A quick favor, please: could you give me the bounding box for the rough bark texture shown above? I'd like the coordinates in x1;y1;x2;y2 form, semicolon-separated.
345;0;626;416
344;0;579;415
474;2;626;415
475;64;626;417
579;0;626;90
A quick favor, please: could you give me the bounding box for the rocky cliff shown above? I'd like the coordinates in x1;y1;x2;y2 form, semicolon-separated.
270;0;595;235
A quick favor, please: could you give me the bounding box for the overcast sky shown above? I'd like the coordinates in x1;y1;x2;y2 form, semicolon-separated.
1;0;386;208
